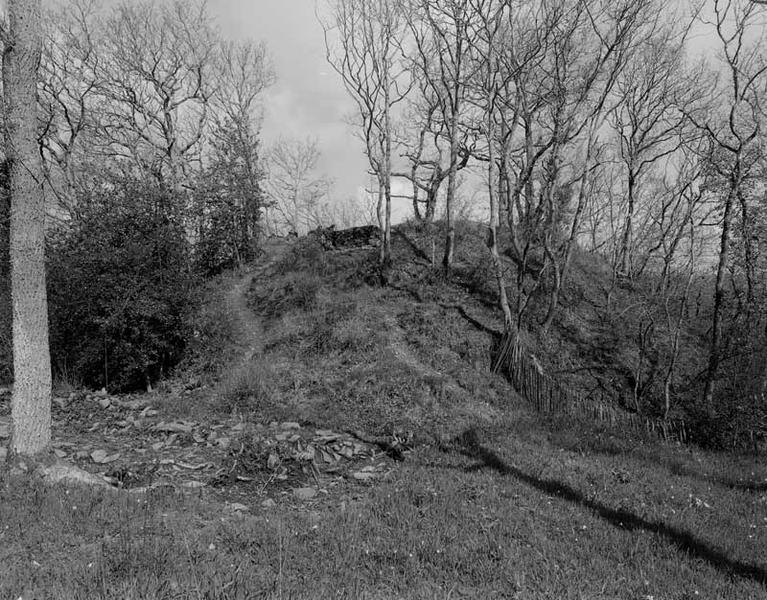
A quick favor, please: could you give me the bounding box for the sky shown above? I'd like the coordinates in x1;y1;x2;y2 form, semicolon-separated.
210;0;373;205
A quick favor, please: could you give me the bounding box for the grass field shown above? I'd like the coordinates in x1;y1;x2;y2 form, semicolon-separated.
1;229;765;599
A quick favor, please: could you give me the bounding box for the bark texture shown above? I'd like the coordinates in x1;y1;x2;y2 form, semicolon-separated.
3;0;52;457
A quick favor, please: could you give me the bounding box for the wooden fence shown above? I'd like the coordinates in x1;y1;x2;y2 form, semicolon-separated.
492;332;690;444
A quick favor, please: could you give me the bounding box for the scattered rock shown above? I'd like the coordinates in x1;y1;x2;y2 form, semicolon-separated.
0;424;9;439
216;437;231;449
267;453;281;470
98;398;111;409
174;461;210;471
294;445;316;462
153;421;195;434
228;502;249;512
91;449;121;464
37;463;110;488
314;429;342;442
181;480;205;489
282;422;301;430
261;498;276;508
116;398;150;411
0;446;6;461
53;448;68;459
352;465;379;481
293;487;317;500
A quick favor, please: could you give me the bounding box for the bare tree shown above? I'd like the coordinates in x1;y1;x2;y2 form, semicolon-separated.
466;0;513;327
323;0;410;266
39;0;102;214
265;136;332;235
393;72;472;226
93;0;217;189
407;0;479;273
609;19;698;276
2;0;52;457
490;0;655;330
686;0;767;409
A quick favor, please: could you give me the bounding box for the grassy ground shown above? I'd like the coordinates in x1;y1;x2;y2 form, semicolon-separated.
1;227;766;599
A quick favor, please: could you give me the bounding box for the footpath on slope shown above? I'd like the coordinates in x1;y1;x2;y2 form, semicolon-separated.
0;239;399;510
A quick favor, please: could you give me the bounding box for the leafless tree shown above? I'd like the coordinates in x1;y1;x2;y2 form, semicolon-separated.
686;0;767;409
393;70;473;226
609;17;699;277
489;0;657;330
38;0;102;214
465;0;513;327
265;136;332;236
322;0;411;266
407;0;480;273
92;0;218;190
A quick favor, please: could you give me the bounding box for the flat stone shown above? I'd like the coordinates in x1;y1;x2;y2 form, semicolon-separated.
181;480;205;489
38;463;109;487
152;421;194;434
293;487;317;500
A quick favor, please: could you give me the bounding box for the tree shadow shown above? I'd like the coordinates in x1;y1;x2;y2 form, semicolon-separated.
451;428;767;587
393;229;431;263
552;432;767;494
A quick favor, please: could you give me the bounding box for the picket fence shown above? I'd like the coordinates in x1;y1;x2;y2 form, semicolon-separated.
492;332;690;444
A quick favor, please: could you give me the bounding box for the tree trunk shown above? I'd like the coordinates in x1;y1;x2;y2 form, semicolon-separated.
619;169;636;276
3;0;52;458
487;134;512;329
377;176;385;265
702;185;735;411
542;122;597;331
443;114;458;273
382;68;392;267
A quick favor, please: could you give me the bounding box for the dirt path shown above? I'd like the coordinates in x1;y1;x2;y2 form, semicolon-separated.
219;239;292;376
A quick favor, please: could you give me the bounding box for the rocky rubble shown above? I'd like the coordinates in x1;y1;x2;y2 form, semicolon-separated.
2;386;406;510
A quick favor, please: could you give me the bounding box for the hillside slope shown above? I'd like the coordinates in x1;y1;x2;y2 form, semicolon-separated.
2;227;766;599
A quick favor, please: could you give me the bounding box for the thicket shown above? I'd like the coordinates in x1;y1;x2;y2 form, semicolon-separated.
47;183;196;392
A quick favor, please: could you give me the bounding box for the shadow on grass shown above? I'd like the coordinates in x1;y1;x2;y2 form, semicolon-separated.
393;229;432;263
437;301;504;338
452;427;767;587
553;433;767;494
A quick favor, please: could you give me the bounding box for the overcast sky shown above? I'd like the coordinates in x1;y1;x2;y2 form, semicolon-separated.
210;0;372;204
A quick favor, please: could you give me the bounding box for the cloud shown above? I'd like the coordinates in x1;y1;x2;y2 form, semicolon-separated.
211;0;367;201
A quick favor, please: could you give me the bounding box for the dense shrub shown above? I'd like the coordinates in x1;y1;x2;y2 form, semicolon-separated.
47;182;197;392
